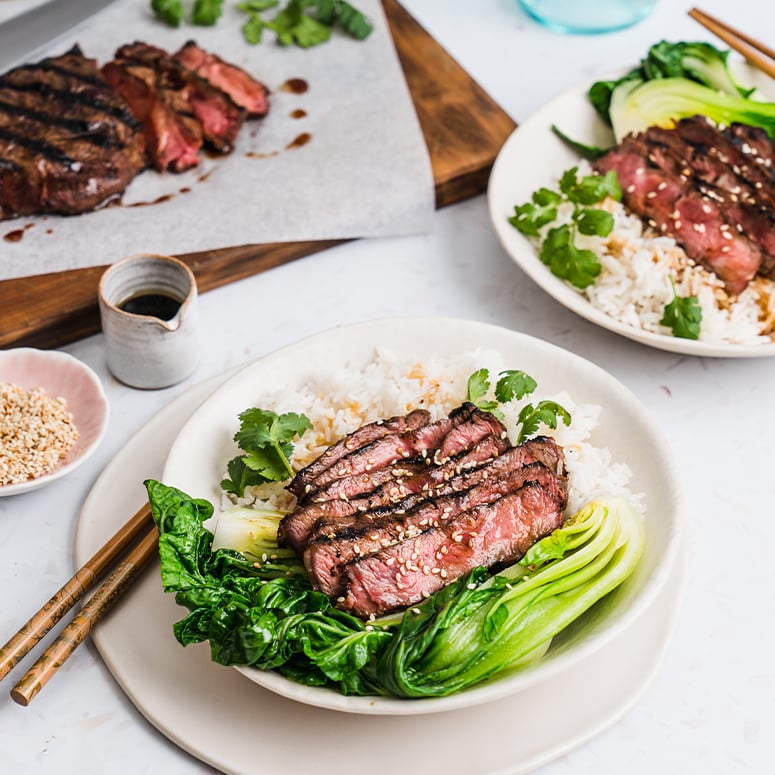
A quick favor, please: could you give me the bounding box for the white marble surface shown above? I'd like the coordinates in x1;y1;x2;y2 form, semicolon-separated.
2;0;774;772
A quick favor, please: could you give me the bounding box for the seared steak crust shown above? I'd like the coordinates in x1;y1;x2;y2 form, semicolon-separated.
0;46;146;220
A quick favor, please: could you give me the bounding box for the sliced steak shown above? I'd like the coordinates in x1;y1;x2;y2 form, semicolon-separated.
307;403;506;493
725;122;775;172
305;459;566;597
174;40;270;117
339;481;566;618
113;42;244;152
286;409;431;500
102;57;202;172
596;133;762;294
279;430;509;554
0;46;146;220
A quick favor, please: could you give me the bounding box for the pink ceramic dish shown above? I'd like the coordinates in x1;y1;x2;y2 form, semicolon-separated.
0;348;109;496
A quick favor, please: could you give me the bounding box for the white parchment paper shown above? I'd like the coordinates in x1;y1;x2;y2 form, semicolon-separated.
0;0;435;280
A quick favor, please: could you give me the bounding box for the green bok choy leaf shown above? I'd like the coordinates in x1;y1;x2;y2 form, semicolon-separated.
145;479;644;698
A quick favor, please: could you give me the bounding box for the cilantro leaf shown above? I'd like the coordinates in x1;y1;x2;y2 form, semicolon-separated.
222;408;312;497
540;225;601;289
268;1;331;47
661;282;702;339
560;168;621;205
508;188;562;237
573;206;615;237
238;0;280;9
241;12;266;43
192;0;223;25
516;401;572;444
151;0;184;26
333;1;372;39
466;368;491;404
494;370;537;403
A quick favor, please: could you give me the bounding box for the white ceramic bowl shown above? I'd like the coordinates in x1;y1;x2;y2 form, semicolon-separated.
0;348;109;496
162;318;685;715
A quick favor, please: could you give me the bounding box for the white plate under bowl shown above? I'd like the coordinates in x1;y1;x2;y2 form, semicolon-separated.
162;317;685;715
75;366;685;775
487;64;775;358
0;348;109;496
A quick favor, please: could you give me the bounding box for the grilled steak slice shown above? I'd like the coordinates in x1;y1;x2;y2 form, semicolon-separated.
113;43;245;152
596;132;762;294
307;403;506;493
339;481;566;618
286;409;431;499
305;458;567;597
280;429;510;554
0;46;146;220
174;41;270;118
102;57;202;172
642;125;775;284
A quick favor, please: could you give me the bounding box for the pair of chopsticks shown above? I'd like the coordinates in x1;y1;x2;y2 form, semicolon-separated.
690;7;775;80
0;502;157;706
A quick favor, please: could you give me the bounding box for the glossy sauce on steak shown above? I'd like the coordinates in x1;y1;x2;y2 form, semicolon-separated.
279;404;568;618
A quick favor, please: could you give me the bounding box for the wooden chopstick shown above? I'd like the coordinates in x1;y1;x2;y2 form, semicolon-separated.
689;8;775;80
0;502;153;683
10;525;159;706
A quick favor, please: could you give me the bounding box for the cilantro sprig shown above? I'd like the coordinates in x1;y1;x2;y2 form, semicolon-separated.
152;0;373;47
466;368;570;441
661;279;702;340
221;408;312;497
509;167;621;289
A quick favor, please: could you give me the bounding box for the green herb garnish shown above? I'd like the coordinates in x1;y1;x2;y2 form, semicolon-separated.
661;279;702;340
221;408;312;497
509;167;621;289
153;0;373;47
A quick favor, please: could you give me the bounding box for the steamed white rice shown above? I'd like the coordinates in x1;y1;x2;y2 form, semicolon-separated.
541;161;775;345
223;348;643;518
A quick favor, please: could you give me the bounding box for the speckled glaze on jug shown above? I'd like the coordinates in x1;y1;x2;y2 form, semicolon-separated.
98;254;199;389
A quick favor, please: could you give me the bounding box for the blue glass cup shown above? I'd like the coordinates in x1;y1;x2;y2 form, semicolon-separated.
519;0;657;34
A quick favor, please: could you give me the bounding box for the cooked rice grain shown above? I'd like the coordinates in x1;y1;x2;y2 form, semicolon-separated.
223;349;643;517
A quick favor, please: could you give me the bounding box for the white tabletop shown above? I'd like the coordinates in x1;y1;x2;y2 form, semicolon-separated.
2;1;774;772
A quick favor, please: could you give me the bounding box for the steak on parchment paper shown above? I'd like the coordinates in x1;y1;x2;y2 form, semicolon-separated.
0;46;146;221
279;403;568;618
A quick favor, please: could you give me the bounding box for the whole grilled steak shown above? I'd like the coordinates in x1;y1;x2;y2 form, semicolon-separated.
0;46;146;220
174;41;270;118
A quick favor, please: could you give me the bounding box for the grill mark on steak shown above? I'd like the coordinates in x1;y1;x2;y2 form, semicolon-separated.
0;46;147;220
339;481;566;618
0;77;140;127
286;409;431;499
304;458;567;597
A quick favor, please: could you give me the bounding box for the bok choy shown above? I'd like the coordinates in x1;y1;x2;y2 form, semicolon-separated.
145;479;645;698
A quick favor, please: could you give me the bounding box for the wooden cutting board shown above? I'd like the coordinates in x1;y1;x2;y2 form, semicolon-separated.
0;0;516;349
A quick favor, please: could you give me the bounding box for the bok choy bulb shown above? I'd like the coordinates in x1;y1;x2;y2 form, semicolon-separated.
608;77;775;142
377;498;645;698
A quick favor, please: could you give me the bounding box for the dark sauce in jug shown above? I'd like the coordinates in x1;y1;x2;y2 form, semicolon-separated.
119;293;181;321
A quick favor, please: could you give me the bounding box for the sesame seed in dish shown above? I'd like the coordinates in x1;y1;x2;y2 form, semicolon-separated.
0;382;80;486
